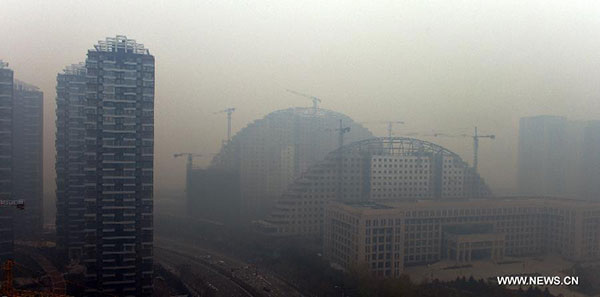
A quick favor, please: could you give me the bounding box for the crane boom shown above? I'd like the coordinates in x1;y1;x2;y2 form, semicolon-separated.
286;89;321;112
432;127;495;173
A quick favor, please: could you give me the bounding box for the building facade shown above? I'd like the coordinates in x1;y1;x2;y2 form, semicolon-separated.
0;60;14;263
324;197;600;278
12;80;43;237
55;36;154;296
55;63;87;259
255;137;491;238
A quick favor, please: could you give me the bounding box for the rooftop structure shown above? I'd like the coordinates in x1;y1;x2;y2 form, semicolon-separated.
92;35;150;55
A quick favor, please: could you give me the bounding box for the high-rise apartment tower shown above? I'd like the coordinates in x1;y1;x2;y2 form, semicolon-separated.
56;36;154;296
0;60;14;263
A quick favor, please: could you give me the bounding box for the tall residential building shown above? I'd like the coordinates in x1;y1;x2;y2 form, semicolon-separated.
56;63;87;259
517;115;568;196
56;36;154;296
0;60;14;263
12;80;43;237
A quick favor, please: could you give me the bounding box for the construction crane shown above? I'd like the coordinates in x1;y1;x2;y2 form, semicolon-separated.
286;89;321;113
2;260;70;297
471;127;495;174
433;127;495;173
360;121;405;139
336;119;351;149
214;108;235;144
174;153;202;194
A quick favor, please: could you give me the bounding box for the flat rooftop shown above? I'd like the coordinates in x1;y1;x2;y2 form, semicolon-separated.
333;196;600;215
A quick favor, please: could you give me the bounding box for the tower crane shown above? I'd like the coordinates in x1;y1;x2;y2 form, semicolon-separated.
336;119;351;149
286;89;321;113
214;108;235;144
470;127;495;174
433;127;495;173
173;153;202;194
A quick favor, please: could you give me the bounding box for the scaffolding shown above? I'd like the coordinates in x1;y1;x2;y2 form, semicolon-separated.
93;35;149;55
62;62;85;76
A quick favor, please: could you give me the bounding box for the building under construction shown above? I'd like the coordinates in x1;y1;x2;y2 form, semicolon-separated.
188;107;374;223
255;137;492;238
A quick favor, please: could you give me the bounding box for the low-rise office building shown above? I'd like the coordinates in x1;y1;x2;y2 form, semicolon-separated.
323;197;600;277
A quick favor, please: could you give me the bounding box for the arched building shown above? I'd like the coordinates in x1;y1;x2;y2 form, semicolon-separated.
255;137;492;237
188;107;374;222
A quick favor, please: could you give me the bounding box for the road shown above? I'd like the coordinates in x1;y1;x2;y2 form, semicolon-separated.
155;237;305;297
156;246;256;297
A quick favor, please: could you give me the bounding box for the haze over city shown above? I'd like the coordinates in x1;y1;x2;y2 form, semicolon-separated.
3;1;600;296
3;0;600;200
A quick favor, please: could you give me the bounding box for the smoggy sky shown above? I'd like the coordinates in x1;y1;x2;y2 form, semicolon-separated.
3;0;600;201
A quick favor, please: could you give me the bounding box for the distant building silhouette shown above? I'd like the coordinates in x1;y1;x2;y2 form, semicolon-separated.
580;121;600;199
55;36;154;296
518;115;568;197
518;115;600;199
